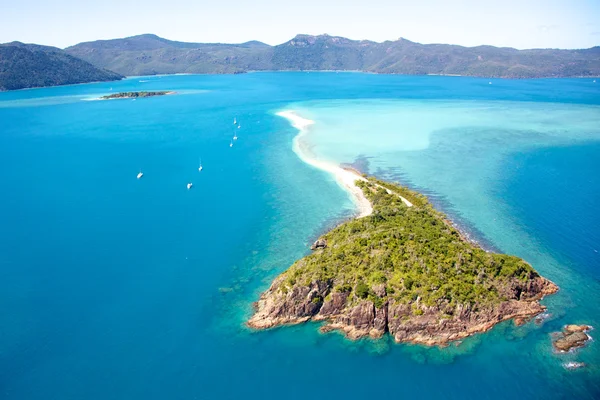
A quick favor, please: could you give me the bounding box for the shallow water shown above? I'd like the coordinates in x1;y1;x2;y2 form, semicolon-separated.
0;73;598;399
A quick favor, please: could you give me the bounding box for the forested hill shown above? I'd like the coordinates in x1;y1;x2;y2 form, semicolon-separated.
65;34;272;76
0;42;123;91
2;34;598;91
66;33;600;78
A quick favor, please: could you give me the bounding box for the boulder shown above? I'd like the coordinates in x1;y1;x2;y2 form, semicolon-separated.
372;284;386;298
310;238;327;250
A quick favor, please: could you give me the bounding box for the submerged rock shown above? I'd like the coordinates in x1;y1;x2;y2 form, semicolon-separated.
563;361;586;370
534;312;551;325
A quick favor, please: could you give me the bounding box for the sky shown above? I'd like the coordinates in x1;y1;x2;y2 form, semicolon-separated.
1;0;599;49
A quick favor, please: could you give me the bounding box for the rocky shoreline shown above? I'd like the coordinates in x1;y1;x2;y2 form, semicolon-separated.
248;272;558;345
248;178;559;346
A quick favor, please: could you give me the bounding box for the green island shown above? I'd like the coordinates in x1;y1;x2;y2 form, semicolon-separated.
248;177;558;345
100;91;174;99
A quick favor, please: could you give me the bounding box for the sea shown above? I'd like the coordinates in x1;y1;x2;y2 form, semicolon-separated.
0;73;598;399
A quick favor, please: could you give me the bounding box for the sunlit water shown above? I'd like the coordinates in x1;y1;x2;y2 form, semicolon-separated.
0;73;598;399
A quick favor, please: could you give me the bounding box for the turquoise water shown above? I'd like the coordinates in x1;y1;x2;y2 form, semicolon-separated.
0;73;598;399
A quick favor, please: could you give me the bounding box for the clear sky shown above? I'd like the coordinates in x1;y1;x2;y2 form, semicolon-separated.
1;0;599;49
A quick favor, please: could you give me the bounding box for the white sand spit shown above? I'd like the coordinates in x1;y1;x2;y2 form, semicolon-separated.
277;110;373;218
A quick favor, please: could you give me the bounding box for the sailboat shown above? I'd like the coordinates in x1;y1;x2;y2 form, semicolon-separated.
233;131;238;141
198;158;203;172
187;183;193;190
230;139;233;148
233;117;237;125
137;170;143;179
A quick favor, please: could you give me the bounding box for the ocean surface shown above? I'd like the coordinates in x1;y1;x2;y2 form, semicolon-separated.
0;73;598;399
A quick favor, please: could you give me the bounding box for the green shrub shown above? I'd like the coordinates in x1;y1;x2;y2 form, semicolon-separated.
355;281;370;299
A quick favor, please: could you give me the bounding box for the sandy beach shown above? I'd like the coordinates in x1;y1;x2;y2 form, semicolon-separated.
276;110;373;218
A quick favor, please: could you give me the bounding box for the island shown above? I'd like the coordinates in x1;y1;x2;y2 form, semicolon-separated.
100;91;174;99
248;176;559;346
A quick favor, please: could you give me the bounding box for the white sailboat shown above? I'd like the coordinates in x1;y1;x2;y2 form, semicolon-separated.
233;117;237;125
137;170;143;179
230;139;233;148
198;157;203;172
187;183;193;190
233;132;238;141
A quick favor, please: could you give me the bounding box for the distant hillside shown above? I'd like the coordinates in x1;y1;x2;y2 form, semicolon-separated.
274;35;600;78
2;34;598;90
66;34;272;76
66;33;600;78
0;42;123;91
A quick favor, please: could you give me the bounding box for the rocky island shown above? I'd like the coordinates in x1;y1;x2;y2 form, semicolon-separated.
100;91;174;99
248;177;558;345
553;325;593;352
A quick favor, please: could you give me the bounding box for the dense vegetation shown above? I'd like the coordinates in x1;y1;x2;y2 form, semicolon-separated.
66;33;600;78
280;178;538;309
0;42;123;91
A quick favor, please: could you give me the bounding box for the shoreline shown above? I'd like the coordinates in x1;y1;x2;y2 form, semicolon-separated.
276;110;373;218
277;110;492;255
4;73;598;93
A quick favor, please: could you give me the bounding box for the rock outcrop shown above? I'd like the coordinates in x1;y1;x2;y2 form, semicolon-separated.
310;238;327;250
553;325;592;352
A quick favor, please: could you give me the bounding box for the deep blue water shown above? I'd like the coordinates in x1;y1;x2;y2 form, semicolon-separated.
505;144;600;279
0;73;598;399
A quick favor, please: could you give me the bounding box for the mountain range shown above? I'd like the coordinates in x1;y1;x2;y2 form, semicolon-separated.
1;33;599;90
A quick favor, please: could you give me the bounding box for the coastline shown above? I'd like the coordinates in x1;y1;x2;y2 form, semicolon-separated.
4;73;599;93
276;110;373;218
0;77;123;93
